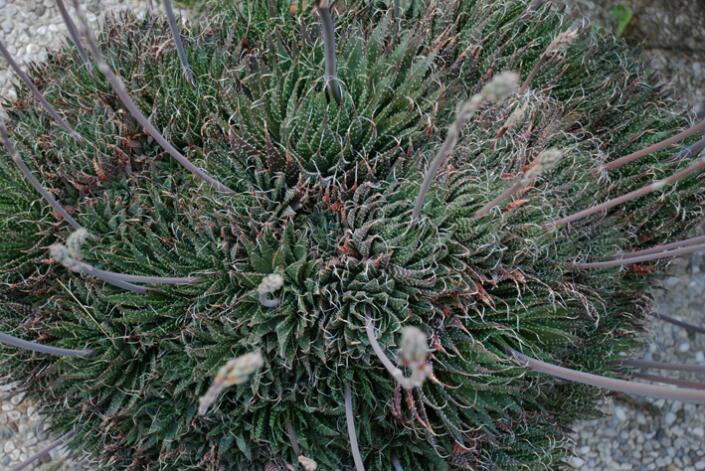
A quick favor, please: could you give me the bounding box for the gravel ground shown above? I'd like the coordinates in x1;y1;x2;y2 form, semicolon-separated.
0;1;704;470
569;255;705;470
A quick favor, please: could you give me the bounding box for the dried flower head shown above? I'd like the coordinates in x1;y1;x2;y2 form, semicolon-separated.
66;228;89;259
544;29;579;58
522;148;563;183
479;71;521;104
258;273;285;295
399;326;429;365
198;352;264;416
258;272;285;308
505;101;530;129
298;455;318;471
50;243;80;272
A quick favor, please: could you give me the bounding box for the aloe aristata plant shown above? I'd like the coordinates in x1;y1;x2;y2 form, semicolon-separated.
1;0;704;469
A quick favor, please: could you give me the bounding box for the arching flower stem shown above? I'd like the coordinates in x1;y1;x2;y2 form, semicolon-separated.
508;348;705;404
344;382;366;471
411;71;519;222
0;40;80;140
605;118;705;171
571;242;705;270
647;312;705;336
163;0;196;87
0;120;88;234
50;229;200;293
548;153;705;228
69;1;233;194
617;358;705;375
55;0;93;74
364;316;432;390
631;373;705;391
10;429;77;471
316;0;342;106
0;331;93;357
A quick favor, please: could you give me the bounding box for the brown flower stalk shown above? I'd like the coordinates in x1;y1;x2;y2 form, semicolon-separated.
10;429;77;471
617;234;705;259
51;229;200;293
617;358;705;375
571;241;705;270
631;373;705;391
648;311;705;336
55;0;93;74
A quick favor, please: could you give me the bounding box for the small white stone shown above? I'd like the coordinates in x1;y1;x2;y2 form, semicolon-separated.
678;341;690;352
614;406;627;422
664;412;677;426
3;440;15;453
10;393;24;406
569;456;586;468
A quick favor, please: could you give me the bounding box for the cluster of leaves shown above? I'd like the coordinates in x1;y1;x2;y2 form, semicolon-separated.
0;0;702;469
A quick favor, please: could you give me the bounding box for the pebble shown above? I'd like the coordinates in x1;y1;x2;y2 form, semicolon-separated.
665;412;677;426
4;440;15;453
10;393;23;406
615;406;628;422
